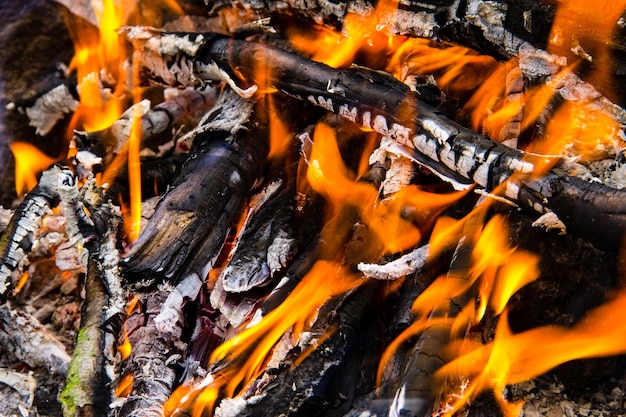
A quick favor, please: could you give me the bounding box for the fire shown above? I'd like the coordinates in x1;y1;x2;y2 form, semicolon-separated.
9;142;60;196
308;123;465;254
436;291;626;417
527;98;622;162
115;374;134;398
67;0;129;133
287;0;400;68
377;212;540;389
167;261;362;416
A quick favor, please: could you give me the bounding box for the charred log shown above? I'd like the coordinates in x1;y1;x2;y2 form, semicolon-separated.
124;28;626;251
0;166;71;299
206;0;626;106
120;90;268;288
114;288;187;417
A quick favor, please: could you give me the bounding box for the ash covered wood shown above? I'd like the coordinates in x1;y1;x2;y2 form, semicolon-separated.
2;1;626;417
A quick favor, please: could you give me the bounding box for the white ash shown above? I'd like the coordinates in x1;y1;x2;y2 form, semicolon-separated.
358;244;430;280
382;150;415;197
155;274;203;334
22;84;78;136
0;305;71;375
0;207;13;230
532;212;567;234
54;241;85;272
266;231;297;273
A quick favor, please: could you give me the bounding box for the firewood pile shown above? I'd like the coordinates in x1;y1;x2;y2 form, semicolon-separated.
2;0;626;416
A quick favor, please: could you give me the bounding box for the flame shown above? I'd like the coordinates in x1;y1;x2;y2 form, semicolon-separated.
307;123;465;254
527;99;622;161
9;142;60;196
67;0;130;132
288;0;400;68
118;327;132;360
377;213;540;388
251;49;293;159
115;374;134;398
168;261;362;416
436;290;626;416
548;0;626;91
125;61;143;242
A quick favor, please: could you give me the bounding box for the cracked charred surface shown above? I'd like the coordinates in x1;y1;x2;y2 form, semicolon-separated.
120;90;268;288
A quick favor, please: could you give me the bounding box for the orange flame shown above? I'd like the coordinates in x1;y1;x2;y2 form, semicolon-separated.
118;327;132;360
67;0;129;132
9;142;60;196
436;290;626;416
548;0;626;91
377;213;540;388
288;0;400;68
167;261;362;416
307;123;465;255
115;374;134;398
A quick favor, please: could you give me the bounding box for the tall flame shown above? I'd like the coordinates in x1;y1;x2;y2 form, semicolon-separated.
67;0;130;132
167;261;362;416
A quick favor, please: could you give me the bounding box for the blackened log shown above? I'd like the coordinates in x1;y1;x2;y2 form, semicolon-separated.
124;29;626;250
120;90;268;288
207;0;626;105
219;177;297;294
214;281;379;417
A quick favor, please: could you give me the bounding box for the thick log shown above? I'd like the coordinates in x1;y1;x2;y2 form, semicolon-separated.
206;0;626;105
120;90;268;288
124;28;626;251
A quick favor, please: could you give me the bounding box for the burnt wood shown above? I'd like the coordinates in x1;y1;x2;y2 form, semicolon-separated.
119;91;268;288
207;0;626;105
125;29;626;251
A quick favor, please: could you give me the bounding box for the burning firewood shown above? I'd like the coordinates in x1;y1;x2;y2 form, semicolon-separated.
205;0;626;107
119;89;268;288
3;1;626;416
123;27;626;251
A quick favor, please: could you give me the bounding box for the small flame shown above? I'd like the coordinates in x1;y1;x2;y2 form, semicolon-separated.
12;271;30;296
118;327;132;360
115;374;134;398
9;142;60;196
288;0;400;68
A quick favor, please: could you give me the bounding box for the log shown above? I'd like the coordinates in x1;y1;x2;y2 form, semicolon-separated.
120;90;268;288
123;28;626;251
206;0;626;105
